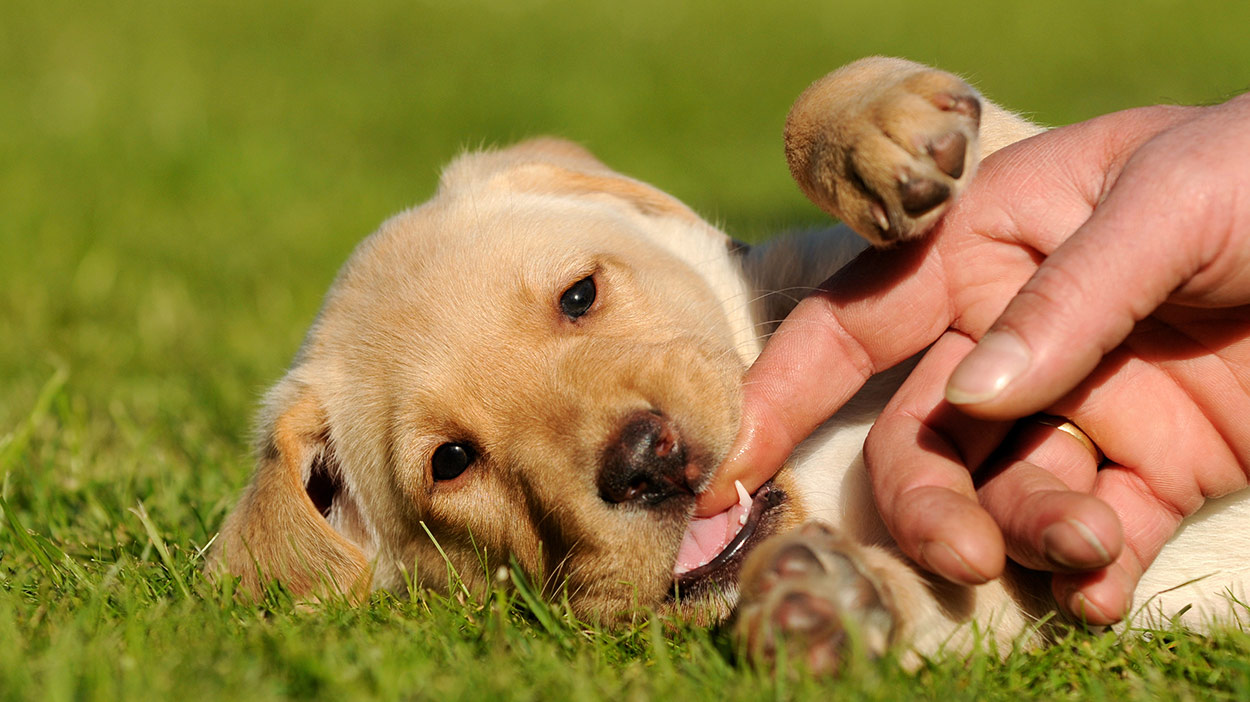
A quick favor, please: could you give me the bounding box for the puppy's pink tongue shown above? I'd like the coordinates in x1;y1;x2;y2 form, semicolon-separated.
674;480;753;575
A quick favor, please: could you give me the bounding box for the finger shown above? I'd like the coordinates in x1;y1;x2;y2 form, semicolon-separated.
1041;343;1248;622
1049;346;1246;515
945;185;1197;415
1139;304;1250;473
1051;552;1140;627
697;240;954;515
1051;461;1185;625
975;421;1122;572
965;321;1240;579
947;104;1250;418
863;331;1013;583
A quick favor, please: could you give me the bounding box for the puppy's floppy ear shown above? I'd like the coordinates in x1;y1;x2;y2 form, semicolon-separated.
208;379;370;601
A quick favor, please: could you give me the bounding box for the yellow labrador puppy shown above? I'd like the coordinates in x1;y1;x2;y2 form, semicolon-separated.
210;57;1250;672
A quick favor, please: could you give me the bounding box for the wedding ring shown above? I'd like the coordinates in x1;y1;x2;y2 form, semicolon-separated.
1029;414;1104;464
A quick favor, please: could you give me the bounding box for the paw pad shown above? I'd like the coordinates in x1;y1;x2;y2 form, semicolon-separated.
733;522;897;676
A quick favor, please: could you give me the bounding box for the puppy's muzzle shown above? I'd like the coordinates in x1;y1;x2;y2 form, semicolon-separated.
598;411;696;507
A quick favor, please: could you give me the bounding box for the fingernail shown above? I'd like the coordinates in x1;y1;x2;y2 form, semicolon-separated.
945;330;1032;405
1064;587;1132;626
919;541;990;585
1065;591;1113;625
1042;519;1112;570
1055;564;1134;625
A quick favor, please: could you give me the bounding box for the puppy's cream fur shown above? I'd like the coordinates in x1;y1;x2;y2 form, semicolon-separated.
211;58;1250;658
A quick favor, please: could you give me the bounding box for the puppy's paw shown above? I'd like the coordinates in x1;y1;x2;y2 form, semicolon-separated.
733;521;896;676
785;57;982;246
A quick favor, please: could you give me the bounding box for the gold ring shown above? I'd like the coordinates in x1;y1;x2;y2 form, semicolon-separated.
1029;414;1104;464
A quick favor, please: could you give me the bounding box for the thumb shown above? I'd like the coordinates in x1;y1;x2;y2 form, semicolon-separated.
945;98;1250;417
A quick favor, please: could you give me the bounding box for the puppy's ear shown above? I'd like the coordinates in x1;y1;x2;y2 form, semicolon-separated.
208;380;371;601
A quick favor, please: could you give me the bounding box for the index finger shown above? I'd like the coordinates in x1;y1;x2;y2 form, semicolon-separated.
697;239;956;514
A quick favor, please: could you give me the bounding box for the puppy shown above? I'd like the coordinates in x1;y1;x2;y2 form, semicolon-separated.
210;57;1250;673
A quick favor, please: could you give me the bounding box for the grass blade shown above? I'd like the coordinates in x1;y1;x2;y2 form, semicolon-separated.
130;501;192;600
0;494;65;590
418;520;473;601
507;557;565;640
0;365;68;474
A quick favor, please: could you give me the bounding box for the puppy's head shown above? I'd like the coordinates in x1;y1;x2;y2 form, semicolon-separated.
210;139;792;617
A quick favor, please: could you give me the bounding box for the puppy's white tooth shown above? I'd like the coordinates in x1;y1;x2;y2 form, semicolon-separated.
738;513;748;526
734;480;751;509
873;203;890;232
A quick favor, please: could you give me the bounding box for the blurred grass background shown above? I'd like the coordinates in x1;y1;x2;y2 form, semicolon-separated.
2;0;1250;699
5;0;1250;438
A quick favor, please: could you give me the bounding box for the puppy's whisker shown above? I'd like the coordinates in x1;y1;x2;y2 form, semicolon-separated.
715;286;826;324
717;317;858;363
725;285;825;305
543;544;584;598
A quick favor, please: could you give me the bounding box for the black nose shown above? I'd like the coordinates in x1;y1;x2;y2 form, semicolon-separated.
598;411;694;506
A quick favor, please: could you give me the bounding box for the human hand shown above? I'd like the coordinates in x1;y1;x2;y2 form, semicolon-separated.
698;94;1250;623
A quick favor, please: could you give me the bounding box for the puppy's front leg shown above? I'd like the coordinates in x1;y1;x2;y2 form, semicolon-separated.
733;521;898;675
785;56;1041;246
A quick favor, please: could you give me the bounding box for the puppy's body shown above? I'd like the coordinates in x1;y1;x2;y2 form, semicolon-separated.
212;58;1250;670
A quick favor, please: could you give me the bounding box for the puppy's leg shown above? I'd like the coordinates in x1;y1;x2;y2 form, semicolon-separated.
785;56;1041;246
734;521;897;675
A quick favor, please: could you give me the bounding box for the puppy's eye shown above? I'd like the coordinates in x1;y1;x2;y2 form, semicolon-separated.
431;442;476;481
559;275;596;319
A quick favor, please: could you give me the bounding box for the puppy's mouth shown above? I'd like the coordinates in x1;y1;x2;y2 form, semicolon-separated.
670;481;785;599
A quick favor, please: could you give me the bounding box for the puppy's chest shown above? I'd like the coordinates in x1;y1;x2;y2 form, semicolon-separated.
781;369;902;541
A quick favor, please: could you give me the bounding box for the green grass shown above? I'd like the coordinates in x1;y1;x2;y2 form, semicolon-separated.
3;0;1250;699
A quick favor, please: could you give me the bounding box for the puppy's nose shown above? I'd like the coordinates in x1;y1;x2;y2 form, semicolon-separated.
598;411;693;506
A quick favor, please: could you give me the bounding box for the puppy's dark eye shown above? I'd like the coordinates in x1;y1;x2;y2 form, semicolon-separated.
431;442;476;481
560;275;596;319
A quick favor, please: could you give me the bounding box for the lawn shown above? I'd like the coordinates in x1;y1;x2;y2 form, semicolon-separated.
3;0;1250;699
